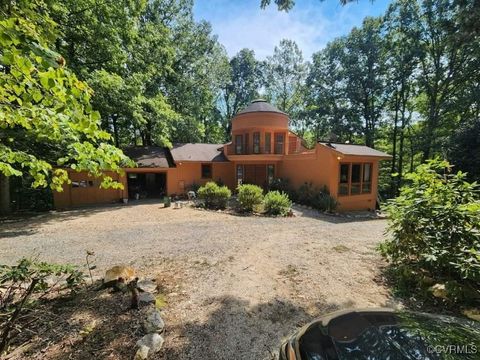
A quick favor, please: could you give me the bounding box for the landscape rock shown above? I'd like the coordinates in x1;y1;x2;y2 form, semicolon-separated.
462;308;480;321
138;292;156;305
136;333;164;356
104;265;135;284
137;279;157;293
430;283;448;299
134;345;150;360
143;309;165;333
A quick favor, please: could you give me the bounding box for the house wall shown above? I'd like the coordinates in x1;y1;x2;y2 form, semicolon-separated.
165;162;235;195
279;144;380;211
53;170;126;209
228;112;295;155
279;145;335;191
53;162;236;208
53;151;382;211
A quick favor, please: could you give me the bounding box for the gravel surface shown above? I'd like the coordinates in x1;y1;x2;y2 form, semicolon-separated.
0;202;395;359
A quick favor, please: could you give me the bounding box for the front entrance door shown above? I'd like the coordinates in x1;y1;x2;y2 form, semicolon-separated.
243;165;268;188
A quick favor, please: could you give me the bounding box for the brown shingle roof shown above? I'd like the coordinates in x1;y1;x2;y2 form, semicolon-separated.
123;146;171;168
170;143;228;162
319;142;392;158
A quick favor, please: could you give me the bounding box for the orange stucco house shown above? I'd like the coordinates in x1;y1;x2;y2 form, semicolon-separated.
53;100;391;211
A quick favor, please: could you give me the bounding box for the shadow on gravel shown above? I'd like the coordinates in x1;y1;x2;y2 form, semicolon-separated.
292;205;386;224
0;200;164;239
163;296;354;360
6;285;139;360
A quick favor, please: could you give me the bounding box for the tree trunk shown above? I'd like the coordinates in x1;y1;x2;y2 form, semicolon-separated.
112;114;119;148
0;174;10;215
390;93;399;196
397;96;409;196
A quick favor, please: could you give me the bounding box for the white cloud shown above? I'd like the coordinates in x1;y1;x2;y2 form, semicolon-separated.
195;0;390;61
210;5;330;60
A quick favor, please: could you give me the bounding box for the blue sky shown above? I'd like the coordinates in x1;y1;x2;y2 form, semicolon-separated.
193;0;392;61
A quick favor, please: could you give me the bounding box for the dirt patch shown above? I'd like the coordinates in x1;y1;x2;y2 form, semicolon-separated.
0;202;395;359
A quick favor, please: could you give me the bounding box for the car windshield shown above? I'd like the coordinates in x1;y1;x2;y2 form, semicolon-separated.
300;312;480;360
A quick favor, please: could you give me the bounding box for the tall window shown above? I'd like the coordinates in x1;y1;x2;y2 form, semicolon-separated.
201;164;212;179
274;133;284;154
236;165;243;185
339;164;349;195
362;163;371;193
245;133;249;154
267;164;275;184
235;135;243;154
338;163;373;196
351;164;361;194
265;133;271;154
253;132;260;154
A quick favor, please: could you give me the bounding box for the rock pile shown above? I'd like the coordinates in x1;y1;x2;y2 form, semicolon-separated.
103;266;166;360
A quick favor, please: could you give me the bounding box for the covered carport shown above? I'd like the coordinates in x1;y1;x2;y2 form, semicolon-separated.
123;146;174;200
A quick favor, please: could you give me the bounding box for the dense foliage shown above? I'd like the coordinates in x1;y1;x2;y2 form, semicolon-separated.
0;1;133;213
237;184;264;213
269;178;296;200
263;191;291;216
296;182;338;212
197;182;231;210
380;159;480;305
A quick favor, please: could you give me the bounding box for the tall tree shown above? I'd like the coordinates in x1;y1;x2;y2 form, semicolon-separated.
383;0;421;194
220;48;263;138
264;39;308;129
447;117;480;181
416;0;478;160
307;38;362;142
165;15;230;144
342;17;387;148
0;1;132;214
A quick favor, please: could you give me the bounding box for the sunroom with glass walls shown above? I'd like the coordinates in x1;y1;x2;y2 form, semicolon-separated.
338;163;372;196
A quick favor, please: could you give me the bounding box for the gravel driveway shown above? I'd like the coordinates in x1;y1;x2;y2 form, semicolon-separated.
0;202;393;359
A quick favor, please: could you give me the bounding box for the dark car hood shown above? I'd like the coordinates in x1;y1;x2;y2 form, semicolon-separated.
290;309;480;360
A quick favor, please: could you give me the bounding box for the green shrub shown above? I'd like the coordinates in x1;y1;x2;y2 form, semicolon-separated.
297;182;316;206
197;182;231;209
296;183;337;212
237;184;264;212
188;182;201;193
269;177;297;201
264;191;292;216
380;159;480;305
311;186;338;212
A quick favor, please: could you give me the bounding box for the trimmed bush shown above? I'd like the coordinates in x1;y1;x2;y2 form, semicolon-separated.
197;182;231;209
237;184;264;212
264;191;291;216
380;159;480;306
